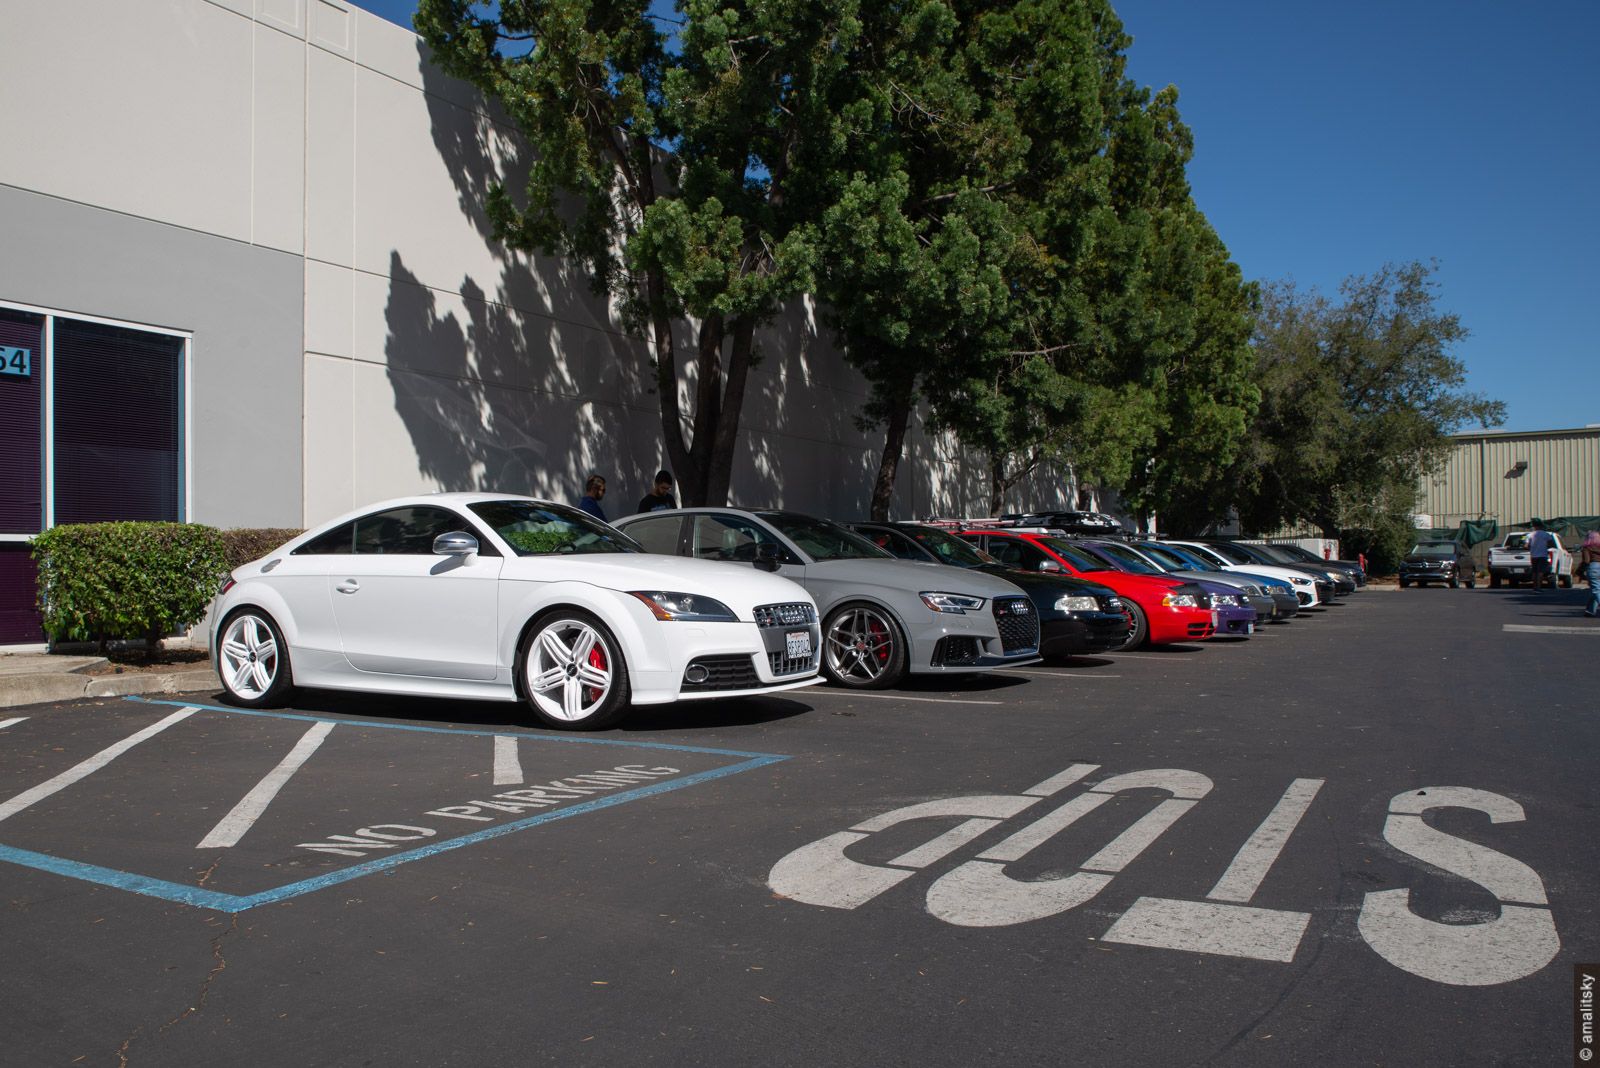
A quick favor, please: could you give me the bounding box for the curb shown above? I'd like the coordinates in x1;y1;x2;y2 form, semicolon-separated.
0;669;221;709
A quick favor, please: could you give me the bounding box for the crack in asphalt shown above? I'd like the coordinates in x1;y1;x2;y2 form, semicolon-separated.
115;916;239;1065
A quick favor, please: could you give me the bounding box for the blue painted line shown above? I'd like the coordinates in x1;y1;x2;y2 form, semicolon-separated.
3;698;790;912
129;695;781;759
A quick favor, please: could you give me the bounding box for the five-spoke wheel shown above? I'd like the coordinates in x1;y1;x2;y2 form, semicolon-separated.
822;603;908;689
218;608;294;707
518;610;631;730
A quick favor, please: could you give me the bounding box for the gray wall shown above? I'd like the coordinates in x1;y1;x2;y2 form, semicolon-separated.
0;184;304;528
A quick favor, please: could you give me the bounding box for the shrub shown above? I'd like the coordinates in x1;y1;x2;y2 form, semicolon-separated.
221;527;304;570
31;522;230;653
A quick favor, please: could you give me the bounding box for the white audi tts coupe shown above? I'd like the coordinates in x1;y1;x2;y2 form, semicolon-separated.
210;494;823;729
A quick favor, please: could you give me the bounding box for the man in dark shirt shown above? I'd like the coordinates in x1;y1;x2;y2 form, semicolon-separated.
577;474;607;522
637;470;677;513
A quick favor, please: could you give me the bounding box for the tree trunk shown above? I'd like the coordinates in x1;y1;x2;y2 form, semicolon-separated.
988;454;1009;517
703;315;757;507
869;386;914;521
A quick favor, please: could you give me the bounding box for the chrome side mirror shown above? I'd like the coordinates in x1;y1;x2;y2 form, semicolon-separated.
433;531;479;556
1038;560;1063;572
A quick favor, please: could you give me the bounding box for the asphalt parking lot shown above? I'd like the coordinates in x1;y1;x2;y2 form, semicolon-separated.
2;585;1596;1066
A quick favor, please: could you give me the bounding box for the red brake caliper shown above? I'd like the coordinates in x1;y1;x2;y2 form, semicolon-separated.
868;618;889;665
585;644;607;702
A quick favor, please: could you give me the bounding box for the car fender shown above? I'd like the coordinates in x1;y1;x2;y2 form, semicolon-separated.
493;579;666;680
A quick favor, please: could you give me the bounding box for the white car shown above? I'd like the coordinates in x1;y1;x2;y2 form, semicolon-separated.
211;494;823;729
1162;540;1326;607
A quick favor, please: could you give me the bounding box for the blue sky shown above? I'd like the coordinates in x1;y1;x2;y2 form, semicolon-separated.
352;0;1597;433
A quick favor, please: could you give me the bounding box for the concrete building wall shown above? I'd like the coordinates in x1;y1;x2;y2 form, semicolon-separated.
1419;427;1600;528
1;0;1059;556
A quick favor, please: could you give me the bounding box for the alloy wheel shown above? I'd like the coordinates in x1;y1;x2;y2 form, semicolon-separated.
220;613;281;700
525;619;615;722
825;606;897;684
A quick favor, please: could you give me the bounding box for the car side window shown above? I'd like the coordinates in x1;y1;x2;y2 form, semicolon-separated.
294;522;356;555
625;515;686;555
692;515;799;564
1015;541;1053;569
864;528;925;562
985;538;1024;567
352;506;491;556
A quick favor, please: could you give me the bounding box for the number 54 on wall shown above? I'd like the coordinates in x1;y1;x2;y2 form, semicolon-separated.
0;346;31;377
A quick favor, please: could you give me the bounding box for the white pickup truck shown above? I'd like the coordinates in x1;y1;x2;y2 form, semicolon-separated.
1487;532;1573;588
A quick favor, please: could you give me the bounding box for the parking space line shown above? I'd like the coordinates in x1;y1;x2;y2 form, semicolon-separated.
998;669;1122;679
0;717;26;731
803;691;1003;707
493;735;523;785
1502;624;1600;635
0;707;198;824
196;721;337;849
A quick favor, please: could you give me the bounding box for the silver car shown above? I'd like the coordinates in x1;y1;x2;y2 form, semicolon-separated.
614;509;1042;688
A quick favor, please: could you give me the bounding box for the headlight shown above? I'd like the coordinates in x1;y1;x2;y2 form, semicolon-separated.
1161;593;1200;608
1213;594;1239;606
921;592;987;614
1289;575;1312;586
629;591;738;622
1055;595;1100;613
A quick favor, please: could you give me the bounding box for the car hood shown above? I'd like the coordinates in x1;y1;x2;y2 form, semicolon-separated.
807;557;1026;598
970;563;1118;598
500;552;812;616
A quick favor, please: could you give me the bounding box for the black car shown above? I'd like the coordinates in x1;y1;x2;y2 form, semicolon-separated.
999;511;1127;537
1398;541;1476;589
851;522;1132;657
1247;541;1366;588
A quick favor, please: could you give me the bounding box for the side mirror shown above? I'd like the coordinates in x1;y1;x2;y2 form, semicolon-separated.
755;542;782;572
433;531;479;556
1038;560;1063;573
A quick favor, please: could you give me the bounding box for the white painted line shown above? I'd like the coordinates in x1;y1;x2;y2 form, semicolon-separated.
1023;763;1100;797
1502;624;1600;635
197;720;335;849
0;717;27;730
1101;896;1311;963
997;668;1123;679
1208;778;1324;903
804;691;1004;706
493;735;523;785
0;707;198;824
979;792;1109;862
1082;799;1198;873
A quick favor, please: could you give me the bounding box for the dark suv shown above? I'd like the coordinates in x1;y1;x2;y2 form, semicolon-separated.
1398;541;1476;589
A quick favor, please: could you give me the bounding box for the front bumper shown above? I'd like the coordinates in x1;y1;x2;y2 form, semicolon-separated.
1213;604;1258;636
910;600;1042;673
1268;593;1300;619
1039;611;1130;658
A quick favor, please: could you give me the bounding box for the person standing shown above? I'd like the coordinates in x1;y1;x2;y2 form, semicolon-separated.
637;469;677;513
577;474;608;522
1527;518;1556;592
1579;529;1600;618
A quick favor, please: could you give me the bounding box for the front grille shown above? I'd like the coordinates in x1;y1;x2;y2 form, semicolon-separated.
754;602;816;628
1187;622;1214;638
1240;584;1260;596
993;596;1039;653
682;654;761;692
767;650;816;677
933;636;981;665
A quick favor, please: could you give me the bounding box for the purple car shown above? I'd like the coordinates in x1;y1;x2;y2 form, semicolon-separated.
1074;540;1259;637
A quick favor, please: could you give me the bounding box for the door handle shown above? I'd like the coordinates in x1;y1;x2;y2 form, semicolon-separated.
335;580;360;594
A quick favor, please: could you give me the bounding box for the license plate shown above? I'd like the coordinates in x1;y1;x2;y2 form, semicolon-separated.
1211;610;1219;627
1509;567;1527;574
786;631;812;659
1247;622;1255;634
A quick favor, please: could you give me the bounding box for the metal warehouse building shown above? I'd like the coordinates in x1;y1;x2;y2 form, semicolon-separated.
1418;425;1600;535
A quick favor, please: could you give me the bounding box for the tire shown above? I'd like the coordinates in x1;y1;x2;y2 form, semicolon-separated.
822;602;909;689
516;609;631;730
1448;576;1459;589
1114;601;1149;651
1561;574;1573;589
1489;573;1500;588
217;607;295;708
1398;578;1409;589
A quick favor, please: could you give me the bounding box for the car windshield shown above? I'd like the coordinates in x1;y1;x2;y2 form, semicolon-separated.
1204;541;1256;565
758;512;892;561
1039;538;1112;572
1141;543;1210;571
1085;541;1163;575
1273;544;1318;562
1410;543;1458;558
1252;544;1301;564
902;525;993;567
469;500;642;556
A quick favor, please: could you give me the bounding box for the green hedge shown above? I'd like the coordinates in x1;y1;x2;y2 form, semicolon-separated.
31;522;230;651
221;527;304;570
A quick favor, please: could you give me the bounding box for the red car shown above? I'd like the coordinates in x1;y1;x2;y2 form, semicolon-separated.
959;530;1215;648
